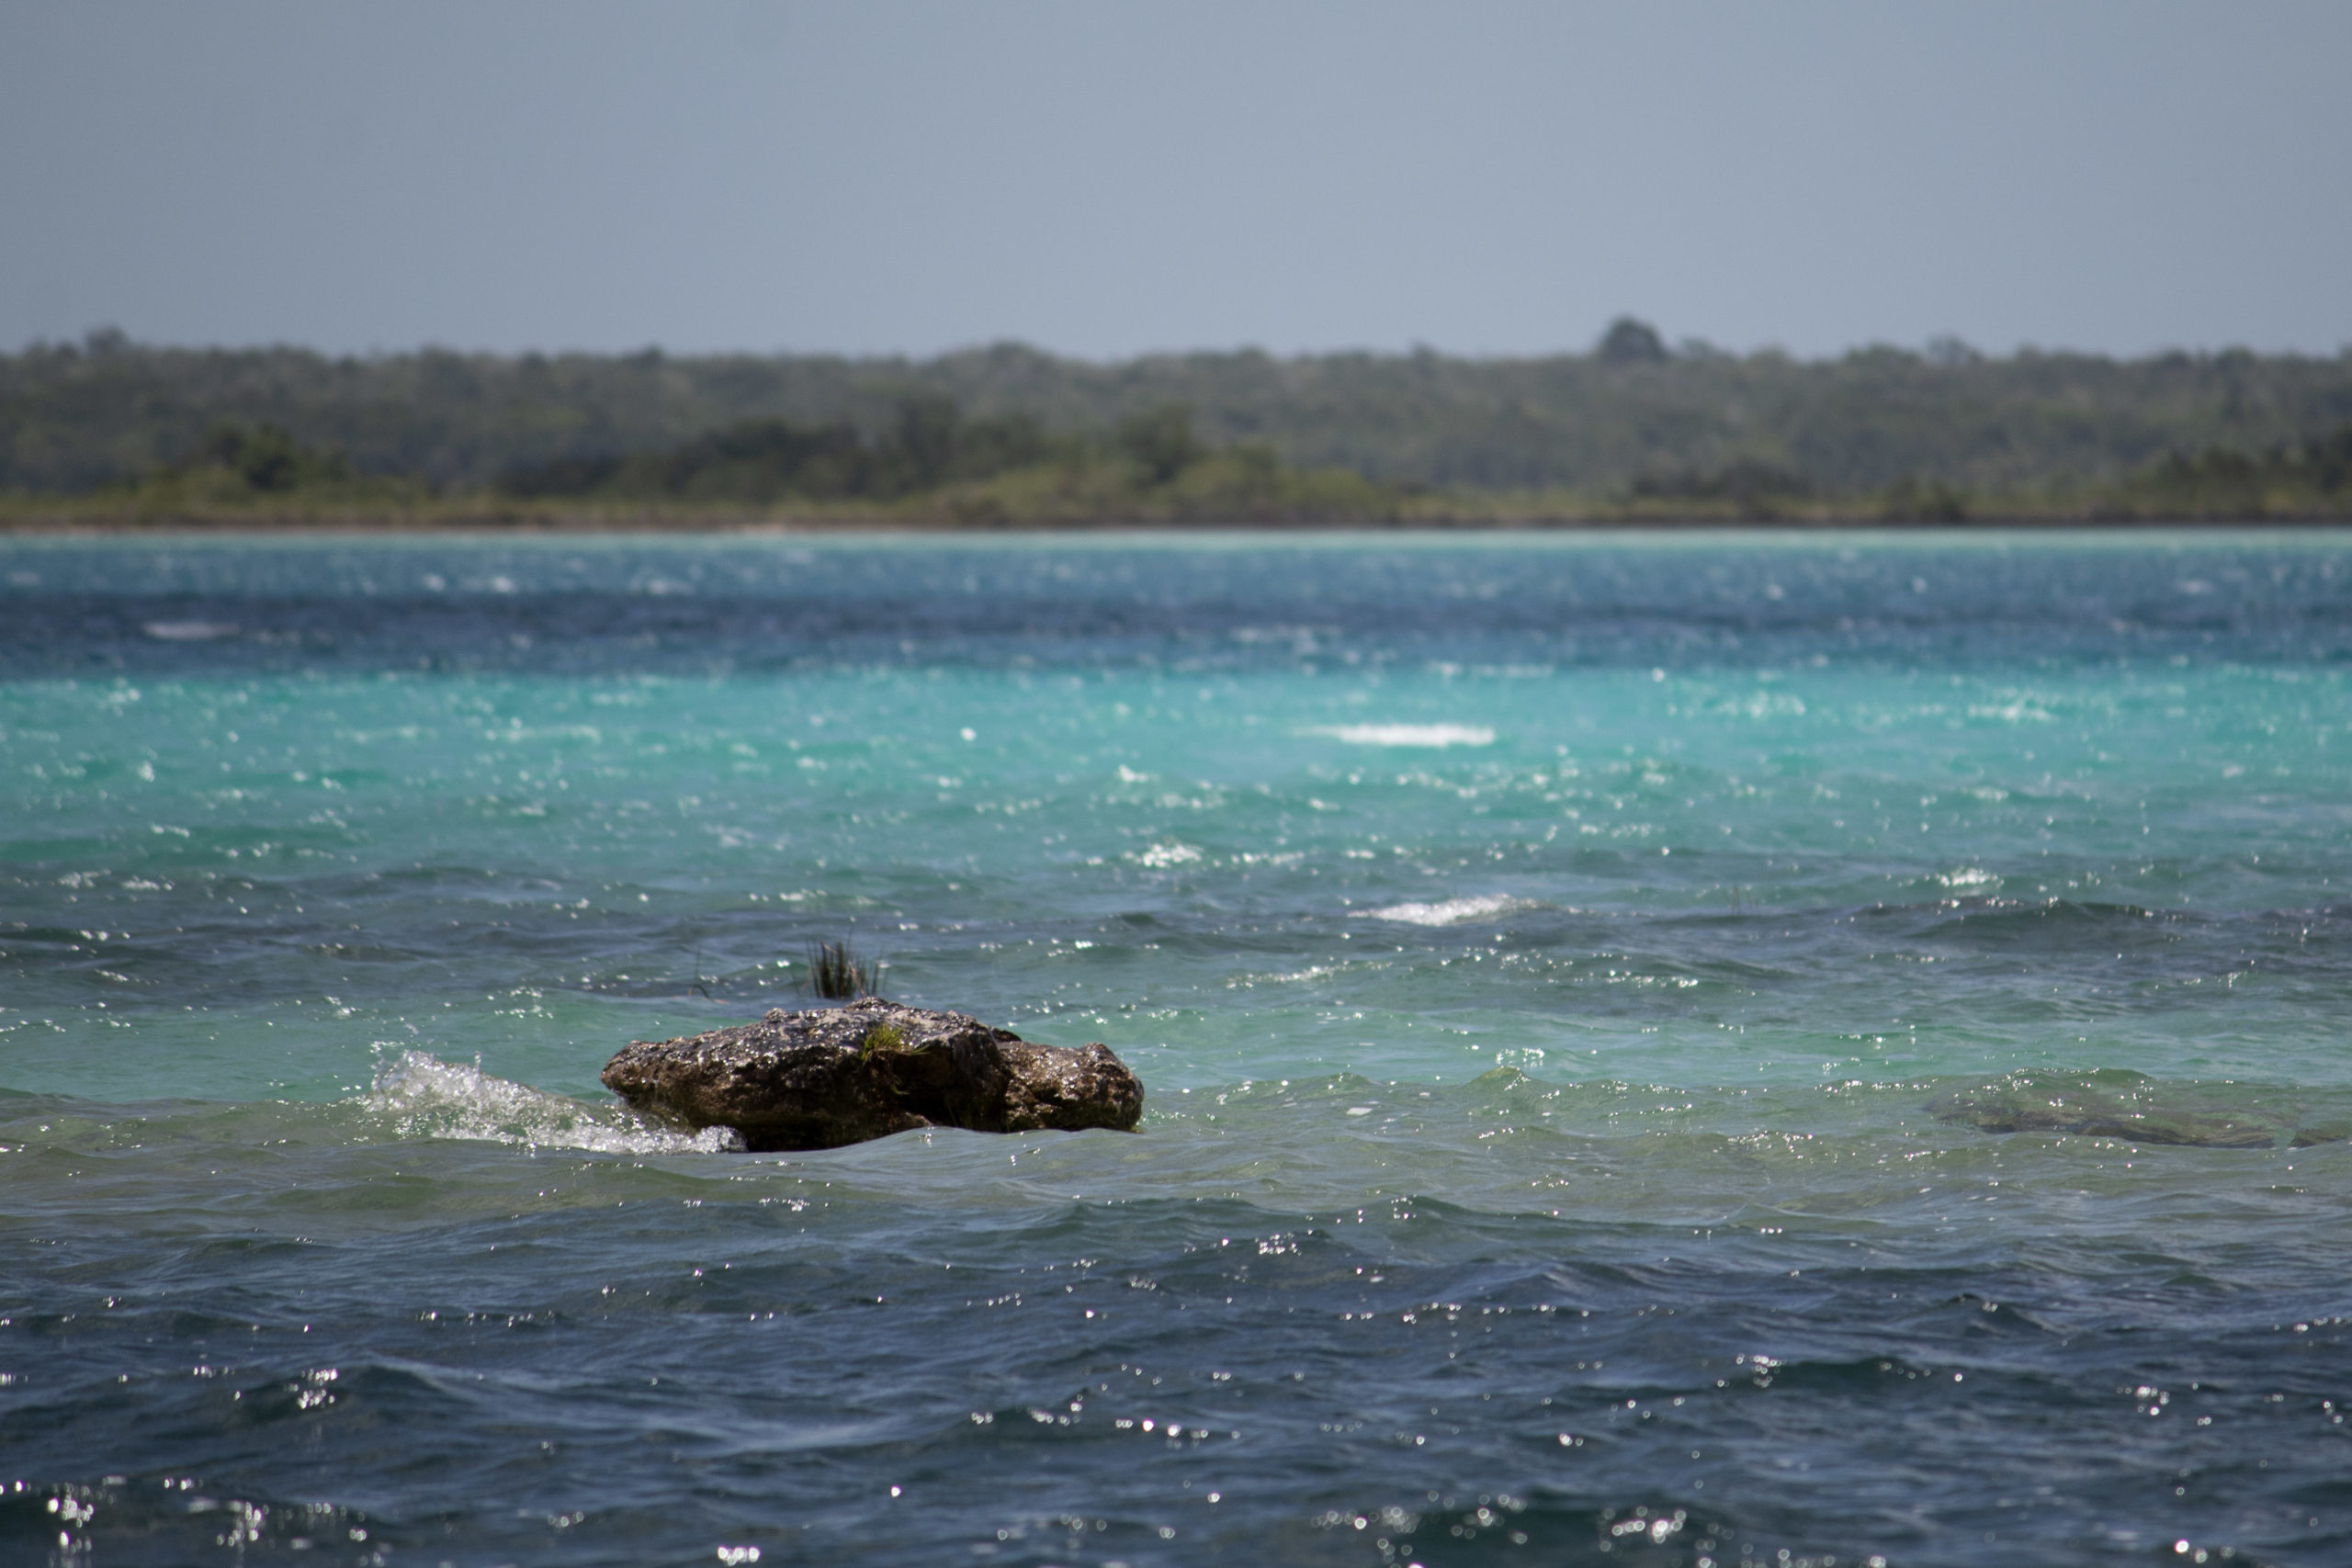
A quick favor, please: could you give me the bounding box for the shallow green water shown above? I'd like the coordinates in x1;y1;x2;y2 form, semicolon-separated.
5;532;2350;1566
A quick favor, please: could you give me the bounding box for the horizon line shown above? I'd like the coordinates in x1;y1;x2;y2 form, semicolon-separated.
19;328;2352;369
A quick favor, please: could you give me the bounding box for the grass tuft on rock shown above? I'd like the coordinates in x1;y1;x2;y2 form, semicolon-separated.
805;939;877;1000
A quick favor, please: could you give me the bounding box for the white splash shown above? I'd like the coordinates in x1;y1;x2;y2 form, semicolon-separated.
1308;723;1495;748
1937;867;2001;890
142;620;238;641
360;1049;741;1154
1360;893;1536;926
1253;964;1343;984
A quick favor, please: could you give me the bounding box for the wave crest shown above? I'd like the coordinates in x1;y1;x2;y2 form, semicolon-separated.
1359;893;1537;926
359;1049;741;1154
1308;723;1494;748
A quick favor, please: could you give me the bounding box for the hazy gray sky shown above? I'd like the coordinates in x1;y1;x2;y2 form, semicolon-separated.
4;1;2346;360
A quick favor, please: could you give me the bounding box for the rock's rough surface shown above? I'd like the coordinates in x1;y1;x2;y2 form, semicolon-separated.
601;998;1144;1152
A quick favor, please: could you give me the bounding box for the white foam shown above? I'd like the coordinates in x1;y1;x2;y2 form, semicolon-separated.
359;1049;742;1154
1360;894;1535;926
1937;867;2001;890
1308;723;1495;748
142;620;238;641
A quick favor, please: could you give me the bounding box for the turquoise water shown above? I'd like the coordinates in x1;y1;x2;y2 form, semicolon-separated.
5;531;2351;1566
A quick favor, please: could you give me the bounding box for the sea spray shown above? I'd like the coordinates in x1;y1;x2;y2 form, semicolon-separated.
361;1045;744;1154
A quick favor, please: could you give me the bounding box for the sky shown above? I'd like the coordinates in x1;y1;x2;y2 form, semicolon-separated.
3;0;2347;363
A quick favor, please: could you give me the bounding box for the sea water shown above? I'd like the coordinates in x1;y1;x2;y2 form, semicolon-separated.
4;530;2349;1567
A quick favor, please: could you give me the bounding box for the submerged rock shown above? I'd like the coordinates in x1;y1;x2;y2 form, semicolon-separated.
1928;1070;2344;1149
601;998;1144;1152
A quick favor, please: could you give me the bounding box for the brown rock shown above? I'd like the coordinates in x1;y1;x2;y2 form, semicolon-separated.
600;997;1144;1152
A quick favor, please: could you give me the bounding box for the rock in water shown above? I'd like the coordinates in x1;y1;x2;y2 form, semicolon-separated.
1927;1069;2345;1149
601;998;1145;1152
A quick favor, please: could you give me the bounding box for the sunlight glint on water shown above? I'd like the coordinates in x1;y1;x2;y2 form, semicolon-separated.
4;531;2351;1567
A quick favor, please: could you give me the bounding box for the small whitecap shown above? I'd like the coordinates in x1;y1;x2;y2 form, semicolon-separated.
1307;723;1495;748
1937;867;2001;890
1361;893;1534;926
1237;963;1354;986
141;620;238;641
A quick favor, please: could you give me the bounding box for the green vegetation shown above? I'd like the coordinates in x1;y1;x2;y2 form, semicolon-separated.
6;321;2351;525
2098;424;2352;521
482;394;1392;524
857;1021;908;1061
806;941;876;1000
130;421;433;513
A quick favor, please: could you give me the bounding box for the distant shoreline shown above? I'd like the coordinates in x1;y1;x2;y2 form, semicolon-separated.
14;338;2349;534
6;509;2351;536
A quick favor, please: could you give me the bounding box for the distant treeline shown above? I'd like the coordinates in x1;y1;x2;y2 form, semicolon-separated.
6;321;2352;521
489;396;1391;522
94;396;1396;525
496;394;1056;502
